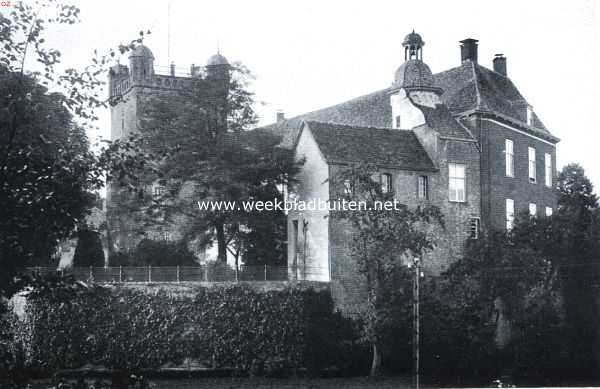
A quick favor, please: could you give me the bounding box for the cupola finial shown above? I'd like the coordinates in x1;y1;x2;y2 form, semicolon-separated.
402;30;425;61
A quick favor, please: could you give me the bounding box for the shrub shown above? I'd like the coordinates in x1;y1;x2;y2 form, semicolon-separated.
20;281;352;376
72;228;105;267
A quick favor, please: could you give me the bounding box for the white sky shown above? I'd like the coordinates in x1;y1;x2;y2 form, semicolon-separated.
40;0;600;188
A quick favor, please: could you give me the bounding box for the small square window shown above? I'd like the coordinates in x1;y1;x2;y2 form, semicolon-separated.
469;217;480;239
529;203;537;217
153;185;166;199
343;179;353;195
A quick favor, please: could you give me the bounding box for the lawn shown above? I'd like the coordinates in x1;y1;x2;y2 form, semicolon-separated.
24;376;421;389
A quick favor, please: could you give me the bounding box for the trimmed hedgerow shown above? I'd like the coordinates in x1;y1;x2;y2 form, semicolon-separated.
18;282;353;376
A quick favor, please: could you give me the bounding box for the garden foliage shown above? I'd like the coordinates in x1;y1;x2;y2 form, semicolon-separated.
15;282;352;376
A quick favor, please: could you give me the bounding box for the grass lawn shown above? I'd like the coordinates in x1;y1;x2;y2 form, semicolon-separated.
150;377;416;389
25;376;421;389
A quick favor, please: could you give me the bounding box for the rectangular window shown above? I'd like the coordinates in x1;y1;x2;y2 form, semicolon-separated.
545;153;552;187
527;106;534;126
528;147;536;183
381;173;392;194
545;207;553;217
469;217;480;239
153;185;166;199
343;179;353;195
395;115;401;129
449;163;466;202
529;203;537;217
506;198;515;230
505;139;514;177
418;176;429;200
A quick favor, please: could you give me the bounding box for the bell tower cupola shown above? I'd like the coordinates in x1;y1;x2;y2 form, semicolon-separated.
403;30;424;60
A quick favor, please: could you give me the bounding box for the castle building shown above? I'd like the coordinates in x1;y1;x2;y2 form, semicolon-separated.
264;32;559;313
106;44;230;256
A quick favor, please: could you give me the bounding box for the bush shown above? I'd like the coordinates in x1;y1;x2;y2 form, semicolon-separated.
109;239;198;267
20;281;354;376
72;228;105;267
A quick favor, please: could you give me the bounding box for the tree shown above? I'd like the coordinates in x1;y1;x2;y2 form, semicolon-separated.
554;164;600;377
72;228;105;267
126;66;301;265
0;1;151;298
335;164;443;376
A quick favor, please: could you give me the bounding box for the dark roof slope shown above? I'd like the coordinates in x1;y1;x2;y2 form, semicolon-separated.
413;103;474;140
304;121;436;171
434;62;555;138
262;89;392;147
262;61;557;144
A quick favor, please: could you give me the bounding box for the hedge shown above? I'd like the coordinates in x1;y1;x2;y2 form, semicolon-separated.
16;283;360;376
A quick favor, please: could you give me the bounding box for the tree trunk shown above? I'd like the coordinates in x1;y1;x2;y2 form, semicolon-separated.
370;342;382;377
215;222;227;263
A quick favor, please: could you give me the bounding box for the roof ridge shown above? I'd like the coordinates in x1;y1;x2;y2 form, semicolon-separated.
305;120;409;133
281;88;391;124
469;61;484;110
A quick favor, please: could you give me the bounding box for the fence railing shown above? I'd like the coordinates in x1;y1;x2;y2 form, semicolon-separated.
24;265;328;284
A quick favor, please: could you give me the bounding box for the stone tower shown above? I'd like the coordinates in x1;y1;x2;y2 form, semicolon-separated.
106;43;230;257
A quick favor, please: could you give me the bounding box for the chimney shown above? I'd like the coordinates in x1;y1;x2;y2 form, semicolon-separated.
170;61;176;76
493;54;507;76
276;111;285;123
460;38;479;63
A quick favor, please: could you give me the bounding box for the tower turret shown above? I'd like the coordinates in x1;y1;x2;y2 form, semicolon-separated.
129;43;155;83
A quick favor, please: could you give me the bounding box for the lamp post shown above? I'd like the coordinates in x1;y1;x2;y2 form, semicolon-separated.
408;257;422;389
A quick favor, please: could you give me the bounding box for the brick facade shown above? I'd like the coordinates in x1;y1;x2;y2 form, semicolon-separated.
276;32;559;314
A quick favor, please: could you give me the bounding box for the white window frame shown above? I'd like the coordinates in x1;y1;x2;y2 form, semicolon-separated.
506;198;515;230
545;153;552;187
505;139;514;177
153;185;166;199
528;147;536;183
448;163;466;202
529;203;537;217
527;106;534;126
381;173;392;194
545;207;553;217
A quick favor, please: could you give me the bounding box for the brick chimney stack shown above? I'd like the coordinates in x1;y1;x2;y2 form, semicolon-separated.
277;111;285;123
460;38;479;63
493;54;507;76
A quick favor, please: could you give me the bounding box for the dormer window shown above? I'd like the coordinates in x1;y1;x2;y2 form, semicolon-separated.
527;106;534;126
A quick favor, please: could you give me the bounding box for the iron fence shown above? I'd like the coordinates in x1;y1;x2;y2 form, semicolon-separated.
24;265;327;284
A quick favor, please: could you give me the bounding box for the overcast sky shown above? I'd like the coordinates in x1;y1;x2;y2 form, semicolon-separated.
42;0;600;188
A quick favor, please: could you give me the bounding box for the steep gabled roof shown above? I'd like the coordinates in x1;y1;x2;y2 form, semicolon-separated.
434;62;558;141
303;121;437;171
262;61;558;145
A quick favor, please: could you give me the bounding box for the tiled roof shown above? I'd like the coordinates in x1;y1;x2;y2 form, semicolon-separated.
304;121;437;171
412;103;474;140
434;62;557;141
261;61;558;144
262;89;392;147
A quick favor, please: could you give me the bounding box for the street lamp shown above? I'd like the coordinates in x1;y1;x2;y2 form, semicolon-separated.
407;257;423;389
